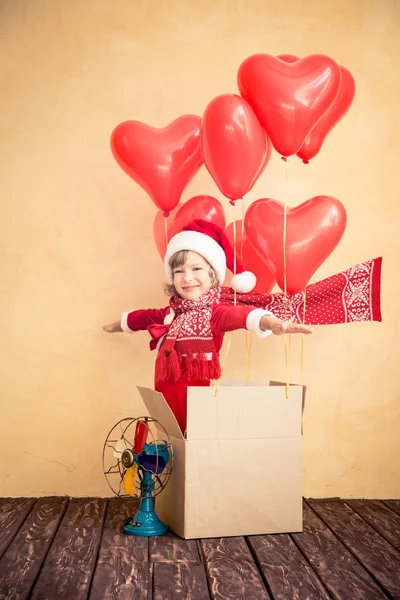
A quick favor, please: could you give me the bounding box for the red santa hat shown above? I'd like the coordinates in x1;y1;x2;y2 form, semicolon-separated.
164;219;256;293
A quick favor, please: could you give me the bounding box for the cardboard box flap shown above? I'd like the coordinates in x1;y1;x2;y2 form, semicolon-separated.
212;380;265;387
136;386;184;440
187;384;302;440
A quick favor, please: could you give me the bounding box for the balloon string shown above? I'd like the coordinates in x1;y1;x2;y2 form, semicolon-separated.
233;202;237;306
241;198;245;261
305;159;310;202
239;198;253;381
164;215;168;254
283;159;290;398
214;332;233;397
300;162;309;386
215;201;238;396
300;289;307;386
245;331;253;380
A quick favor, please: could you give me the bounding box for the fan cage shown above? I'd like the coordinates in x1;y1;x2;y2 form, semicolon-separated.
103;416;173;499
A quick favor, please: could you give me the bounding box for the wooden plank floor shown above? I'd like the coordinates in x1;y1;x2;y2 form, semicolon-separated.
0;498;399;599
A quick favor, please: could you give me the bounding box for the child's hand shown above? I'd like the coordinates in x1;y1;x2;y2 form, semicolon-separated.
260;315;313;335
102;321;123;333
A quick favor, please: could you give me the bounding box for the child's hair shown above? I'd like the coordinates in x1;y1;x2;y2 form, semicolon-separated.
164;250;219;297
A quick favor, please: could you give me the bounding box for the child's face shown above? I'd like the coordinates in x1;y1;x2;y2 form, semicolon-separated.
173;251;213;300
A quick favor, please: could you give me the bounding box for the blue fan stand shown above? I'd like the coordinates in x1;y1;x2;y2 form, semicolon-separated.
123;444;169;537
123;470;167;536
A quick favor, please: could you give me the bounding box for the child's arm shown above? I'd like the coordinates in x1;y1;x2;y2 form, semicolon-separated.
211;304;313;337
259;314;313;335
103;307;170;334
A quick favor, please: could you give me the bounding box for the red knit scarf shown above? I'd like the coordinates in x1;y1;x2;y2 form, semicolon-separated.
155;257;382;383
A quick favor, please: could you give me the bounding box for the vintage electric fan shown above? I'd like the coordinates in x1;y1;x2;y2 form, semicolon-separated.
103;416;173;536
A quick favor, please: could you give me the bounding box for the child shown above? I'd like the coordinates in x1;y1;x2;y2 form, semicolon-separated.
103;220;312;433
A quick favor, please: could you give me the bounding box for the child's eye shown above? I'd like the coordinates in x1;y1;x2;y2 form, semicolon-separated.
174;269;183;274
194;267;202;271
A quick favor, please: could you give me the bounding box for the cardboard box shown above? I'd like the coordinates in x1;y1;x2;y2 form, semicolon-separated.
269;380;307;415
137;382;303;539
269;380;307;433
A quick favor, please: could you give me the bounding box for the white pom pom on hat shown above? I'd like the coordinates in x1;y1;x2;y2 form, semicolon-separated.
164;219;257;293
230;270;257;293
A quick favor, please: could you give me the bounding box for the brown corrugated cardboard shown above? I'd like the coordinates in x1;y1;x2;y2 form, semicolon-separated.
137;383;303;539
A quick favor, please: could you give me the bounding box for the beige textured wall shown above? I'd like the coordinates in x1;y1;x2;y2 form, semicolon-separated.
1;0;399;498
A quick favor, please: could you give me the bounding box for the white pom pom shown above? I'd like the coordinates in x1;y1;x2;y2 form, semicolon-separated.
230;271;256;293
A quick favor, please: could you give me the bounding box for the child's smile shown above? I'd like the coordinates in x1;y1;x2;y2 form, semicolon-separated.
173;251;213;300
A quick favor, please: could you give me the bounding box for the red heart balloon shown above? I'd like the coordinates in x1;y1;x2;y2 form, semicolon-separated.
153;195;226;258
225;221;276;293
201;94;269;202
244;196;347;293
237;54;341;157
111;115;203;214
297;66;356;162
278;55;356;162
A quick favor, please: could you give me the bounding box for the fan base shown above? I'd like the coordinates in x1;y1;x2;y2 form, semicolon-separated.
123;510;168;537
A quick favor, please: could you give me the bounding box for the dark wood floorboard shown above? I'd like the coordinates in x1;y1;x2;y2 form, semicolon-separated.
30;498;107;600
150;531;201;563
346;499;400;552
383;499;400;517
248;533;331;600
1;497;399;599
0;497;68;600
153;562;210;599
89;497;149;600
0;498;36;559
309;498;400;599
293;501;389;600
200;536;270;599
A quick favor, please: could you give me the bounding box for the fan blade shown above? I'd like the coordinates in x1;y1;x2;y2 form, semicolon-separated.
123;463;138;496
138;454;166;474
113;438;130;459
134;420;149;454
